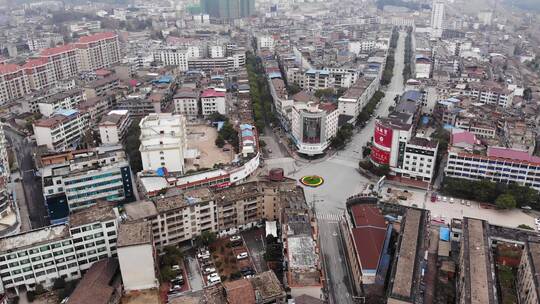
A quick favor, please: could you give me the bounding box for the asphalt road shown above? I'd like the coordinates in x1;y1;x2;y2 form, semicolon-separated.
4;128;48;229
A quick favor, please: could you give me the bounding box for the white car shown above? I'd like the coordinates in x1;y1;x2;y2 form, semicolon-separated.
437;196;442;201
466;200;471;207
197;251;210;259
236;252;249;260
535;218;540;225
449;198;455;204
442;197;448;202
208;276;221;284
171;265;180;271
204;267;216;274
208;273;219;279
230;235;241;242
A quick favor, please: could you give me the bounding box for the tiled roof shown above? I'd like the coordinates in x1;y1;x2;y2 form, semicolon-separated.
40;44;75;56
201;88;225;98
22;58;49;69
77;32;117;44
349;204;388;270
0;64;21;75
224;279;255;304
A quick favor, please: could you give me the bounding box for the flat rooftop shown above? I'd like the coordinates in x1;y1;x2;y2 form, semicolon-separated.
124;200;158;221
117;221;152;247
463;218;496;303
288;235;318;269
391;208;422;299
0;225;70;253
185;124;234;171
249;271;285;301
69;202;116;227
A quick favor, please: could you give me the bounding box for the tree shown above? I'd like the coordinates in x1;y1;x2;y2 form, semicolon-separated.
518;224;534;230
196;231;217;246
160;266;176;282
287;83;302;95
215;135;225;148
495;194;517;209
209;112;228;122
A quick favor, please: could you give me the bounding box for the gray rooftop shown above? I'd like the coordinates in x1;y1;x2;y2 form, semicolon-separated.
0;225;70;253
69;201;117;227
117;221;152;247
287;235;318;269
124;200;158;221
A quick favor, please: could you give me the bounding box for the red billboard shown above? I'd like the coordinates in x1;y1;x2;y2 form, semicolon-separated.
374;123;393;148
370;146;390;165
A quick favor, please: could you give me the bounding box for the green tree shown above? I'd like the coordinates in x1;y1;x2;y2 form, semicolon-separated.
495;194;517;209
209;112;228;122
160;266;176;282
476;179;497;202
196;231;217;246
287;83;302;95
215;134;225;148
518;224;534;230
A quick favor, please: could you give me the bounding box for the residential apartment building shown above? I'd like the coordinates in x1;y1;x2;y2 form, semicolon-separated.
116;222;157;291
98;110;132;145
337;77;378;122
26;35;64;52
0;64;30;104
75;32;121;72
83;75;119;98
0;124;11;219
139;113;187;174
173;89;199;117
456;218;497;304
124;180;293;249
516;240;540;304
200;89;226;116
187;52;246;72
458;82;515;108
0;203;118;295
291;102;339;156
36;89;86;117
39;45;79;81
22;58;57;91
40;145;135;221
33;109;89;151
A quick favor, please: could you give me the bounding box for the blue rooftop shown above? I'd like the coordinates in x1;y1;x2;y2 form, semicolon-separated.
155;75;173;83
240;124;253;130
55;109;78;117
401;90;422;102
268;72;282;79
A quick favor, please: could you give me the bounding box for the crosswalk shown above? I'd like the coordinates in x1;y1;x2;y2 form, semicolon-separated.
316;212;343;221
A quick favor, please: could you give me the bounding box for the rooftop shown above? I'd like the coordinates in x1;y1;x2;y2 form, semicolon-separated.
77;32;117;44
66;258;119;304
117;221;152;247
124;200;158;221
527;241;540;300
288;235;318;269
223;279;255;304
249;271;285;301
69;201;116;227
40;44;76;56
391;208;422;300
201;88;225;98
349;204;388;270
0;64;21;75
0;225;70;253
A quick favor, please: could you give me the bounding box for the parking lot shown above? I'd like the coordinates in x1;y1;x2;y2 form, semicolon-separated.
195;235;258;287
381;185;538;229
242;228;268;273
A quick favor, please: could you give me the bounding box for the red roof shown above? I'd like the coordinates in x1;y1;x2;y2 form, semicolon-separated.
487;147;540;163
40;44;75;56
349;204;388;270
77;32;117;44
22;58;49;70
319;102;337;113
451;131;479;146
0;64;21;75
201;88;225;98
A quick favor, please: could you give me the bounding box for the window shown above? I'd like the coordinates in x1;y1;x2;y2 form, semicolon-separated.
105;222;114;228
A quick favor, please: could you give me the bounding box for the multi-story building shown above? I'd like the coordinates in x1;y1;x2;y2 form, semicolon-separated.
75;32;121;72
152;48;195;71
68;21;101;35
456;218;497;304
0;203;118;295
26;35;64;52
39;45;79;81
458;81;515;108
83;75;119;98
0;124;11;219
139;113;187;174
40;145;135;222
116;222;157;291
33;109;89;151
200;0;254;19
337;77;378;122
98;110;132;145
200;89;226;116
22;58;56;91
187;52;246;71
516;240;540;304
257;36;275;50
445;144;540;191
124;180;293;249
36;89;86;117
173;89;199;117
0;64;30;104
291;102;339;156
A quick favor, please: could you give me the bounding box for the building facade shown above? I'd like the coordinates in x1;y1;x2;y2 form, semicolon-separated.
0;64;30;104
291;102;339;156
75;32;121;72
33;109;89;151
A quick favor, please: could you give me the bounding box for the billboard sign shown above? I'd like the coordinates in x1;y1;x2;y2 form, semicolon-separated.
374;123;393;148
370;146;390;165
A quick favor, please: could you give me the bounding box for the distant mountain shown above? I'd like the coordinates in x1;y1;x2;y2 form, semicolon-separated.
504;0;540;11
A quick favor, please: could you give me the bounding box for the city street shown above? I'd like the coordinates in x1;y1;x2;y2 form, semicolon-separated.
4;127;48;229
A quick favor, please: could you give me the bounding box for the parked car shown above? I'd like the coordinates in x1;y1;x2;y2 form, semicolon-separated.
169;284;181;291
204;267;216;274
449;198;455;204
240;267;254;275
535;218;540;225
522;206;532;210
197;251;210;259
236;252;249;260
466;200;471;207
207;276;221;284
230;235;241;242
442;197;448;202
171;265;180;271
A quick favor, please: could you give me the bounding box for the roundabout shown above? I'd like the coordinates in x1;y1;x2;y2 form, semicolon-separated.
300;175;324;187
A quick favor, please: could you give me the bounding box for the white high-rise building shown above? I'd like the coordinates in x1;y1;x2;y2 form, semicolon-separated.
139;113;187;174
431;1;445;38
